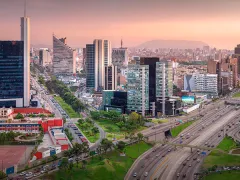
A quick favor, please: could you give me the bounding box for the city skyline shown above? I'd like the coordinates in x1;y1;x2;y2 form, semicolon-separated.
1;0;240;49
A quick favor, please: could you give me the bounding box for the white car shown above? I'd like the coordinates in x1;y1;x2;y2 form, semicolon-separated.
144;172;148;177
20;172;26;176
133;172;137;177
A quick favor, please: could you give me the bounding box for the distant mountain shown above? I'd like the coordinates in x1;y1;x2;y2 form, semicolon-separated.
31;44;52;48
135;40;208;49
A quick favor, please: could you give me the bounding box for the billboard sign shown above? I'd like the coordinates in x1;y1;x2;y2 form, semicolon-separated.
182;96;195;104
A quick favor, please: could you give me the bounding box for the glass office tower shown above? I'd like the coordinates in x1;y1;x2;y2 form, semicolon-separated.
0;41;24;107
127;59;149;116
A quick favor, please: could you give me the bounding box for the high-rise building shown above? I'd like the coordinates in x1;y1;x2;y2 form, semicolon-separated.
112;48;128;66
127;61;149;116
20;13;30;107
86;44;95;90
234;44;240;75
155;61;173;116
86;40;112;91
94;39;111;90
52;35;76;75
0;41;24;107
184;73;218;97
105;65;117;90
39;48;51;66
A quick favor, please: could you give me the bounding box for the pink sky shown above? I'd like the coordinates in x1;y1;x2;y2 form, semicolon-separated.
1;0;240;49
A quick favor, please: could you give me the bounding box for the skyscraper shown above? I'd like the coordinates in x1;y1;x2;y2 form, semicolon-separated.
20;9;30;107
127;58;149;116
39;48;51;66
86;44;95;90
52;35;76;75
94;39;111;90
105;65;118;90
0;41;24;107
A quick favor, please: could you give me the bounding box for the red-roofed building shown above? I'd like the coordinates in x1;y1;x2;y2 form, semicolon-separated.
12;108;51;115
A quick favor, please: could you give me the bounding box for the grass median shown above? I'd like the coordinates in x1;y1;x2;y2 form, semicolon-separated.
54;96;81;118
43;141;152;180
203;170;240;180
76;123;100;143
217;136;237;152
171;121;195;137
233;92;240;98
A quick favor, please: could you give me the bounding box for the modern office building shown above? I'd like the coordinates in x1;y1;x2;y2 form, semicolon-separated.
155;61;173;116
39;48;51;66
112;48;128;66
86;44;95;90
20;13;30;107
105;65;118;90
94;39;111;91
0;41;25;108
102;90;127;113
52;35;76;75
184;73;218;97
86;40;112;91
127;58;149;116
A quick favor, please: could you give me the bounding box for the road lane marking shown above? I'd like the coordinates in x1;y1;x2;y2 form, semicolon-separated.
150;157;169;180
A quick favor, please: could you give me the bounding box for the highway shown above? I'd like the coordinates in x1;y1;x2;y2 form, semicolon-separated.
125;102;240;180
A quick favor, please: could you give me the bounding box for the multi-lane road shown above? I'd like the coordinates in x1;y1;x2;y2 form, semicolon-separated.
126;100;240;180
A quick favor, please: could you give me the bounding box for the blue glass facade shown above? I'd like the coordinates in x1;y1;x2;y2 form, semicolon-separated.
0;41;24;107
86;44;95;89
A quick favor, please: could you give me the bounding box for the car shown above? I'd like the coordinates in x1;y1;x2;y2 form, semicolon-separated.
177;173;180;177
205;142;208;145
193;157;197;160
218;134;221;137
162;155;165;157
189;164;191;167
168;149;171;152
156;154;159;157
26;172;33;177
211;145;214;148
187;158;190;161
144;172;148;177
197;149;200;152
183;163;186;166
182;174;186;178
207;145;210;147
20;172;26;176
152;149;156;152
133;172;137;177
141;165;145;168
198;152;200;155
197;159;200;163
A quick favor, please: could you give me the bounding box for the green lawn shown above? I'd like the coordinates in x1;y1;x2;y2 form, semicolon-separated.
203;151;240;168
54;96;81;118
204;170;240;180
233;92;240;98
151;118;168;124
76;123;99;143
217;136;237;152
95;119;124;140
171;121;195;137
44;142;152;180
124;141;152;158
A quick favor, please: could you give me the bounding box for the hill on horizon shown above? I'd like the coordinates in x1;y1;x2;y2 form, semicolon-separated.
135;39;208;49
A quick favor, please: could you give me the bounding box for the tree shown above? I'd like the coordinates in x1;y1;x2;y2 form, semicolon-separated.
60;157;68;171
78;118;84;124
15;113;24;119
0;171;6;179
137;133;144;142
51;154;58;161
91;127;99;137
117;141;126;152
129;112;139;123
129;133;136;142
100;138;114;154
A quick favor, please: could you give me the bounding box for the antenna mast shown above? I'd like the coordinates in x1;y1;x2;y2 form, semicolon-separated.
24;0;26;17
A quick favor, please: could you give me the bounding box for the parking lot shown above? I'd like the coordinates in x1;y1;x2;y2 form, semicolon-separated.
65;122;89;145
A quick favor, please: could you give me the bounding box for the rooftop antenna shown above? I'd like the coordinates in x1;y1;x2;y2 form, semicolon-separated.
121;38;123;48
24;0;26;17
